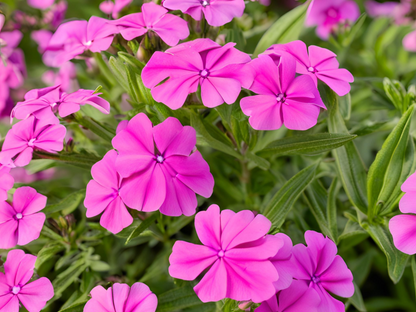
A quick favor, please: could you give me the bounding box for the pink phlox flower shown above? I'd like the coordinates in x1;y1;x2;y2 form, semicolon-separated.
0;187;47;249
42;61;79;92
31;29;53;53
270;233;298;291
255;280;321;312
0;115;66;167
266;40;354;96
112;2;190;46
403;29;416;52
292;231;354;312
142;38;253;109
240;54;326;131
27;0;55;10
43;16;118;67
84;282;157;312
306;0;360;40
0;30;23;58
99;0;133;19
10;167;55;184
84;150;132;234
163;0;245;27
0;249;54;311
169;204;281;303
112;113;214;216
12;85;110;126
0;165;14;201
389;171;416;254
366;0;412;25
43;1;68;29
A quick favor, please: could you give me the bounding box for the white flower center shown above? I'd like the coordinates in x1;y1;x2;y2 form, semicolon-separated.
217;250;225;258
15;213;23;220
308;66;315;73
84;40;92;47
156;155;164;163
28;138;36;147
201;0;210;7
200;69;209;78
12;286;21;295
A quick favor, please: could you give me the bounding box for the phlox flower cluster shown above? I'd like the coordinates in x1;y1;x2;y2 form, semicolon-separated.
169;205;354;311
84;113;214;234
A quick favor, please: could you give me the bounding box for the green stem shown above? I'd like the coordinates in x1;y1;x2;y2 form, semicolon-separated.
94;52;117;88
34;151;100;168
74;113;115;142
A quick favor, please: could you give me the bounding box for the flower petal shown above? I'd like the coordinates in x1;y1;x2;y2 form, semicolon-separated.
389;214;416;255
17;213;46;246
19;277;54;312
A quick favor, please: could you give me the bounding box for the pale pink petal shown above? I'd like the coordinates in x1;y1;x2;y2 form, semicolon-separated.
124;282;158;312
19;278;54;312
240;95;283;131
316;69;353;96
152;14;190;46
194;204;221;250
100;0;115;15
399;192;416;214
308;45;337;68
13;187;47;215
112;283;130;312
4;250;36;286
0;201;15;224
194;258;227;302
0;220;18;249
389;214;416;255
85;180;116;218
91;150;120;189
401;171;416;192
203;0;245;27
100;196;133;234
85;286;115;312
17;213;46;246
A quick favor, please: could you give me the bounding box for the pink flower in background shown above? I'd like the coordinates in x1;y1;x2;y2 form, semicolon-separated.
0;116;66;167
84;282;157;312
0;249;54;311
292;231;354;312
43;1;68;29
43;16;118;67
0;187;47;248
99;0;132;19
27;0;55;10
113;3;189;46
112;113;214;216
255;280;321;312
270;233;297;291
10;167;56;184
266;40;354;96
142;38;253;109
169;204;281;303
42;61;79;92
0;30;23;58
31;29;53;53
12;85;110;126
306;0;360;40
389;171;416;254
84;150;132;234
240;54;326;131
0;165;14;201
403;30;416;52
163;0;245;27
366;0;412;24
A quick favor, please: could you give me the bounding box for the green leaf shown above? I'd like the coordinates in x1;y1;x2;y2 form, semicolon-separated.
257;133;357;158
253;3;308;56
89;260;110;272
383;78;407;114
25;159;55;174
325;87;368;213
342;13;367;47
35;243;65;269
339;93;352;121
327;177;339;244
245;151;270;170
190;112;243;159
367;105;415;219
53;260;89;297
156;284;205;312
263;163;318;229
126;212;159;244
363;222;410;283
412;257;416;300
303;180;333;239
34;151;100;169
58;301;88;312
348;281;367;312
42;189;86;216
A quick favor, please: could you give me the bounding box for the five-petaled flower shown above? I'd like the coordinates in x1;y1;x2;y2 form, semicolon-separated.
0;187;47;249
265;40;354;96
84;282;157;312
163;0;245;27
113;2;190;46
292;231;354;312
112;113;214;216
240;54;326;131
142;38;253;109
0;249;54;312
169;204;282;303
0;116;66;167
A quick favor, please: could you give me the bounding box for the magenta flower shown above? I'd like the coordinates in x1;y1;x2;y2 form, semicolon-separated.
403;30;416;52
266;40;354;96
43;16;118;67
0;165;14;201
389;171;416;254
113;3;189;46
270;233;297;291
12;85;110;126
99;0;132;19
27;0;55;10
169;204;281;303
42;62;79;92
84;150;132;234
163;0;245;27
0;249;54;311
142;38;253;109
240;54;326;131
0;187;47;249
0;116;66;167
292;231;354;312
366;0;411;25
306;0;360;40
31;29;53;53
0;30;23;58
112;113;214;216
84;282;157;312
256;280;321;312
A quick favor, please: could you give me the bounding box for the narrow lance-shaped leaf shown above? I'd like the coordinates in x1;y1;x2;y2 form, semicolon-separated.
327;177;340;244
253;3;308;56
263;162;318;229
412;257;416;300
325;86;368;213
363;222;410;283
126;212;159;244
257;133;357;158
367;104;415;219
42;189;86;216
